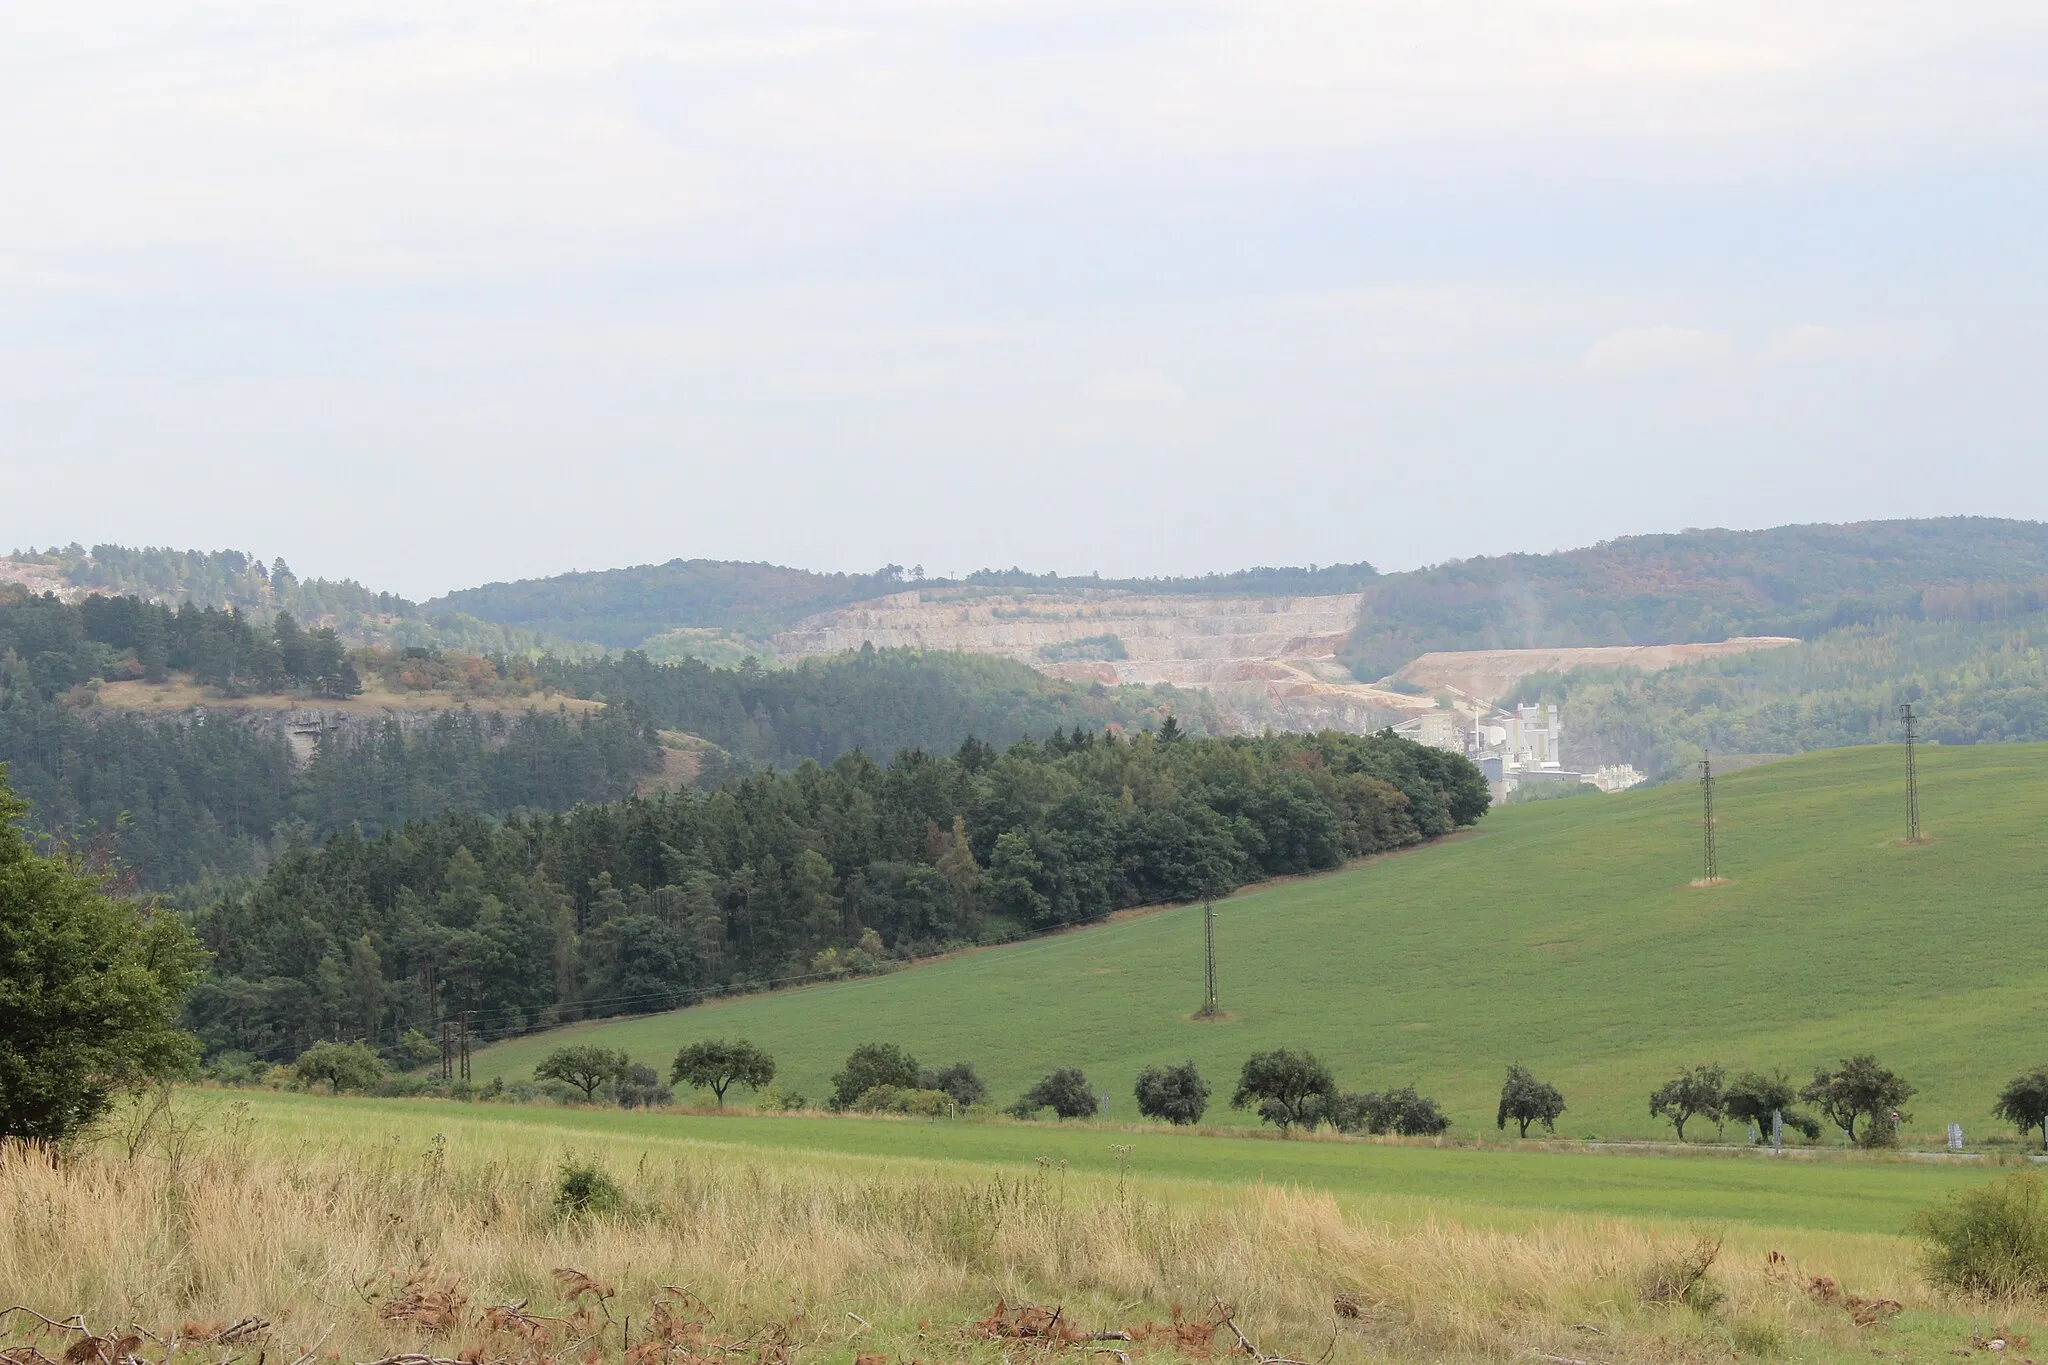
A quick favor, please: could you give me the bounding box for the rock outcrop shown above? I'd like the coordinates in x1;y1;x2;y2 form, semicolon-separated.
773;588;1434;733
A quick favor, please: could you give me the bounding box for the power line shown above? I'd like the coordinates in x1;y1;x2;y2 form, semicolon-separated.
1901;701;1922;843
1699;749;1718;883
1197;880;1219;1019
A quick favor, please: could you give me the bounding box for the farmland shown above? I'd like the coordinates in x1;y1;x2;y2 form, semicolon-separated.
470;743;2048;1143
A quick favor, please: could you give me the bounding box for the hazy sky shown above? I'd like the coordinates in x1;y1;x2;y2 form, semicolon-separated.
3;3;2045;599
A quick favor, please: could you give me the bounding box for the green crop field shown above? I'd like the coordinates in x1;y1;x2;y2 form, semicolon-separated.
226;1089;2015;1237
470;743;2048;1143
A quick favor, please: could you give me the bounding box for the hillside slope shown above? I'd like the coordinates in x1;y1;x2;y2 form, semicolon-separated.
469;743;2048;1142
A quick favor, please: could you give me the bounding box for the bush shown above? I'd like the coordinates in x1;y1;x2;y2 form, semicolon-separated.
1134;1061;1210;1125
1912;1172;2048;1297
830;1043;920;1110
1009;1068;1097;1120
202;1051;267;1087
615;1062;674;1109
553;1158;627;1218
919;1062;989;1109
389;1028;442;1071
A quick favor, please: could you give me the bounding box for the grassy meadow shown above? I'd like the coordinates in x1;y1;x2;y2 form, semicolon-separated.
9;1087;2043;1365
470;743;2048;1143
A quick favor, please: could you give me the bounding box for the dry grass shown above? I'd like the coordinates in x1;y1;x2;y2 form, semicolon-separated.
0;1096;2018;1365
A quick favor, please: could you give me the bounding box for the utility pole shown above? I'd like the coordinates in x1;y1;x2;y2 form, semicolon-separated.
1197;880;1219;1018
458;1009;472;1083
1699;750;1719;883
1901;702;1922;843
439;1018;453;1082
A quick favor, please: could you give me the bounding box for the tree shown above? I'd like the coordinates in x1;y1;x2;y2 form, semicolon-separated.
919;1061;989;1110
831;1042;920;1110
0;771;204;1141
1993;1066;2048;1150
535;1045;632;1102
670;1038;776;1107
1496;1064;1566;1138
294;1040;387;1094
1134;1061;1210;1125
1649;1063;1726;1142
616;1062;674;1109
1334;1086;1452;1137
1722;1069;1821;1142
1802;1055;1915;1146
1010;1067;1098;1119
1231;1049;1336;1132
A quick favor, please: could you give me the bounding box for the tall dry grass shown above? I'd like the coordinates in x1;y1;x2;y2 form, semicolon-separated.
0;1094;1984;1365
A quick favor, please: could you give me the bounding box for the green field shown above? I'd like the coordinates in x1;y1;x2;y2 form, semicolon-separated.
471;743;2048;1142
230;1089;2015;1237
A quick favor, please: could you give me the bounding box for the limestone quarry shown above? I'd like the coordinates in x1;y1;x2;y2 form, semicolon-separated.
772;588;1804;736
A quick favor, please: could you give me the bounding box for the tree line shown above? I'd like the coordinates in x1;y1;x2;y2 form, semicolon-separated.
1;589;360;699
184;726;1489;1061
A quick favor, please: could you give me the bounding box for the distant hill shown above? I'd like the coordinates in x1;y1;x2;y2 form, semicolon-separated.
465;742;2048;1143
428;560;1382;651
1344;517;2048;678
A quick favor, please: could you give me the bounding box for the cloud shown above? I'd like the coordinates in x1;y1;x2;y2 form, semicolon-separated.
1583;326;1735;377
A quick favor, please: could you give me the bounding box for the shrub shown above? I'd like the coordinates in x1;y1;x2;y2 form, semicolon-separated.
1912;1172;2048;1297
553;1158;627;1218
1134;1061;1210;1125
919;1062;989;1109
830;1043;920;1110
1372;1086;1453;1136
615;1062;674;1109
1640;1235;1724;1312
389;1028;441;1071
1009;1068;1097;1119
202;1051;267;1087
293;1041;387;1094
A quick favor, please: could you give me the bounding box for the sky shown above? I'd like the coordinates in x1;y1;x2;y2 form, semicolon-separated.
2;2;2045;600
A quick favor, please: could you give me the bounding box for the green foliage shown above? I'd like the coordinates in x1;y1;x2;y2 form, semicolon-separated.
918;1062;988;1109
1010;1067;1097;1120
1509;609;2048;779
1133;1060;1210;1125
1649;1064;1726;1141
1722;1070;1821;1142
1497;1064;1566;1138
1327;1086;1452;1137
462;744;2048;1141
184;726;1482;1062
831;1043;920;1111
670;1039;775;1106
615;1062;673;1109
0;769;204;1140
392;1029;442;1071
535;1046;632;1102
293;1040;387;1094
1912;1172;2048;1297
1343;517;2048;679
1231;1050;1336;1132
553;1157;627;1218
1801;1055;1914;1147
539;645;1208;772
1993;1067;2048;1149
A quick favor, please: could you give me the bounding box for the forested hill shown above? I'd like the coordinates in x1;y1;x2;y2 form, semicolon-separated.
539;647;1208;773
1344;517;2048;679
184;727;1488;1061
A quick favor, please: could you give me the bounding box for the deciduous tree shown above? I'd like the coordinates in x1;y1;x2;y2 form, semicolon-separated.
535;1045;632;1102
0;771;203;1141
1134;1061;1210;1126
1231;1049;1337;1132
831;1043;920;1110
1994;1066;2048;1150
1802;1055;1914;1146
1496;1064;1566;1138
1649;1063;1726;1142
670;1039;776;1106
